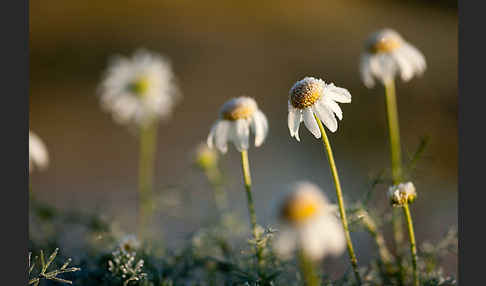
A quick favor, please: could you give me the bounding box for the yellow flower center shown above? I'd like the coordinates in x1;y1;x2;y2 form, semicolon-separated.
221;105;256;121
282;196;322;224
129;76;150;96
370;37;401;53
290;79;322;109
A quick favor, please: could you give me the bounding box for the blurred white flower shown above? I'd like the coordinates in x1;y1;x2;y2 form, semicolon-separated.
207;97;268;153
288;77;351;140
118;234;141;254
360;28;426;88
388;181;417;207
274;182;346;261
99;49;180;127
29;131;49;173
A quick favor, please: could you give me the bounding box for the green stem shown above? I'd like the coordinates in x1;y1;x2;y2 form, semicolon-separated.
384;79;402;184
314;114;361;285
138;119;159;240
240;150;263;268
298;250;320;286
360;210;393;265
384;79;405;282
403;203;419;286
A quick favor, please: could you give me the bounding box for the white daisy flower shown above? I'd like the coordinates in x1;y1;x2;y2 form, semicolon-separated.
207;97;269;153
388;181;417;207
99;49;180;127
288;77;351;140
29;131;49;173
118;234;141;254
274;182;346;261
360;28;426;88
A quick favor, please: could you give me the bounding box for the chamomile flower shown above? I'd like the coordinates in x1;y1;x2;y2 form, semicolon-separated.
207;97;268;153
99;49;180;127
360;28;426;88
274;182;346;261
288;77;351;140
29;131;49;173
118;234;141;254
388;181;417;207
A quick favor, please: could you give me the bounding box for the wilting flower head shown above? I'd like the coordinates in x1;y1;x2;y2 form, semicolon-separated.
29;131;49;173
195;142;219;170
388;181;417;207
118;234;141;254
288;77;351;140
99;49;180;127
360;28;426;88
207;97;268;153
274;182;346;261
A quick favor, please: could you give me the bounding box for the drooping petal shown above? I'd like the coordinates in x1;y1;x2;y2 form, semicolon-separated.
215;120;230;153
360;54;375;88
251;110;268;147
401;43;426;75
288;104;302;141
234;119;250;151
325;83;352;103
29;131;49;172
315;215;346;257
206;121;219;149
322;98;343;120
391;49;414;82
258;110;269;137
300;221;328;261
314;104;337;133
303;108;321;138
370;54;397;85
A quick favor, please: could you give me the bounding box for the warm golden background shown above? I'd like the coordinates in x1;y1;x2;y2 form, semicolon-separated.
30;0;457;275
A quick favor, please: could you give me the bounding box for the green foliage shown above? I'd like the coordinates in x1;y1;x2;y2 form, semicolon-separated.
29;131;456;285
28;248;81;285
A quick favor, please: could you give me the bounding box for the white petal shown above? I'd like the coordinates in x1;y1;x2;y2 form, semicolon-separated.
325;83;352;103
391;49;414;82
299;221;327;261
370;54;397;85
314;104;337;133
215;121;230;154
317;216;346;256
322;98;343;120
251;111;268;147
401;43;426;75
29;132;49;171
233;119;250;151
288;104;302;141
274;228;297;260
303;108;321;138
360;54;375;88
206;122;218;149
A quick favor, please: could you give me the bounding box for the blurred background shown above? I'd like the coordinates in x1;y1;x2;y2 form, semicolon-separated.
30;0;457;277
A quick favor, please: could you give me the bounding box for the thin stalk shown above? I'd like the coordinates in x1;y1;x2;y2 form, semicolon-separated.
314;114;361;285
403;203;418;286
240;150;263;268
384;79;405;283
360;210;393;265
384;79;403;185
137;119;159;240
298;250;320;286
385;79;405;245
